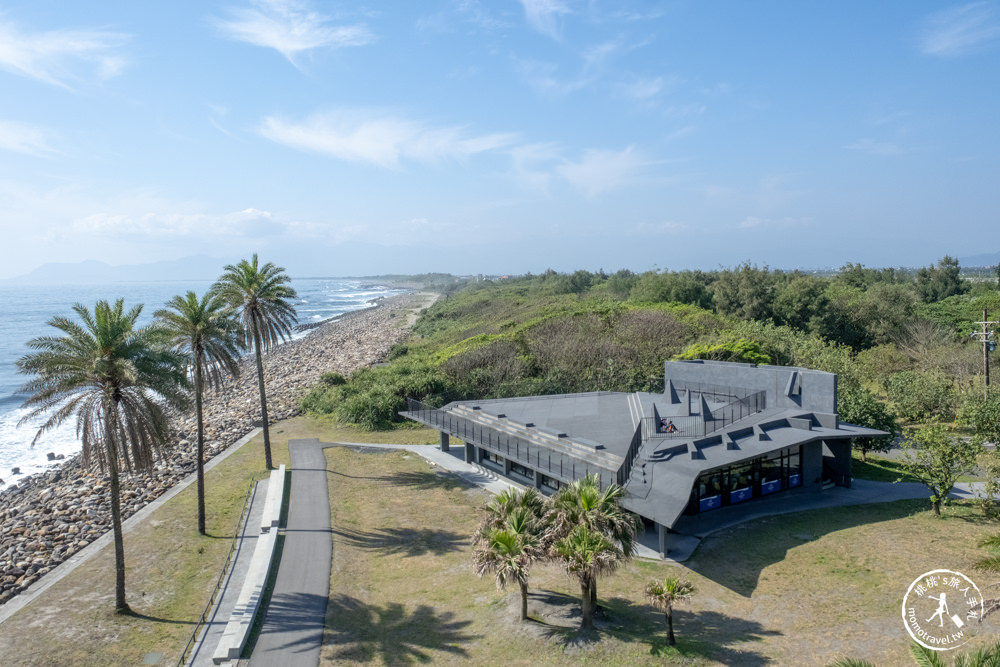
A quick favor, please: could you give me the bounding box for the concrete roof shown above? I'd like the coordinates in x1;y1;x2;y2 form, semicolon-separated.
410;385;887;531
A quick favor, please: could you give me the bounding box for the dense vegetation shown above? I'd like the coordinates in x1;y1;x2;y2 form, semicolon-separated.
302;258;1000;448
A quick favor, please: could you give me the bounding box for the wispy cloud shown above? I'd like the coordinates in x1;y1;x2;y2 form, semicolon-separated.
619;75;667;100
556;146;652;196
519;0;572;40
73;205;289;239
215;0;375;64
845;138;903;156
259;110;518;168
507;142;561;191
737;216;812;230
921;2;1000;56
0;17;127;89
513;57;591;96
0;120;57;156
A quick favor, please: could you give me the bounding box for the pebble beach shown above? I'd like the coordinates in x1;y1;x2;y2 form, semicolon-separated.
0;292;432;606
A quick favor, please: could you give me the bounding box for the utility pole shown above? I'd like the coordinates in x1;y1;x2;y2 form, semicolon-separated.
971;309;999;399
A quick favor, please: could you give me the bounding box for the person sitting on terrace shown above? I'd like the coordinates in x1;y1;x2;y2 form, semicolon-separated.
665;420;678;433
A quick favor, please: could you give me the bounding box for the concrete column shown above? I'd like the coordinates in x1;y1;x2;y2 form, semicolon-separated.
503;458;512;476
802;441;823;492
464;442;474;464
439;432;450;453
658;523;669;558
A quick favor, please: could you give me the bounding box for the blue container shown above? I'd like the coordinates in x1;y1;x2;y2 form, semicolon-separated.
789;473;802;488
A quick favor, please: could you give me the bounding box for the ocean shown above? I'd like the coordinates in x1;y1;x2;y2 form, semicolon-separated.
0;278;404;486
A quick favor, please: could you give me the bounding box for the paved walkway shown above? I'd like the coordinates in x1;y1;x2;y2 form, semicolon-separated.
248;440;333;667
186;477;269;667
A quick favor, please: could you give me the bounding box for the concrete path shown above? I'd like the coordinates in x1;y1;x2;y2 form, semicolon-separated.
186;477;269;667
248;440;332;667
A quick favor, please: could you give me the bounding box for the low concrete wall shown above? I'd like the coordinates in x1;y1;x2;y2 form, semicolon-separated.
212;465;285;664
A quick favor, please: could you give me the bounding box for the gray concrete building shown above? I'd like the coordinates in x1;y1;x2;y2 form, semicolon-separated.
401;359;885;556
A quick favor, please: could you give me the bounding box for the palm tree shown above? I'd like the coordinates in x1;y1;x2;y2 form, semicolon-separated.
553;524;622;631
474;507;542;621
645;576;695;647
212;254;297;470
17;299;187;613
545;474;642;611
474;486;545;545
155;291;242;534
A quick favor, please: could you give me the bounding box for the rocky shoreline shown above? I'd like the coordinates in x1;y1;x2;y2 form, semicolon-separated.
0;292;427;606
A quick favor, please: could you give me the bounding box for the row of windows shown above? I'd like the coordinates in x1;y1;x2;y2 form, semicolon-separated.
690;446;802;514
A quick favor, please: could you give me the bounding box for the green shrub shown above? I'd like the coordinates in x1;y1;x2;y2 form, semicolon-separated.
319;371;347;386
336;389;405;431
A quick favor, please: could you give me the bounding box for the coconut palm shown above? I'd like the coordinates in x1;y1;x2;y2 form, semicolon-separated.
17;299;187;613
545;474;642;611
645;576;696;646
553;524;623;631
474;506;543;621
155;291;242;534
212;254;297;470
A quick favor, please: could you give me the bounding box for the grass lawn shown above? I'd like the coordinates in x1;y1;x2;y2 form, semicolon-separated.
324;447;1000;666
0;416;434;666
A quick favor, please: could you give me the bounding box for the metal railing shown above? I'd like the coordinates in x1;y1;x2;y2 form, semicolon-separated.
643;389;767;440
618;422;644;486
176;480;256;666
404;398;616;489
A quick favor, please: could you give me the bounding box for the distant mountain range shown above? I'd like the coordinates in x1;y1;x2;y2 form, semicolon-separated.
958;251;1000;268
3;255;236;284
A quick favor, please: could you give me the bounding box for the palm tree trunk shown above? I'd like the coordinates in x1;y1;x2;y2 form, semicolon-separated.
580;577;594;631
519;580;529;621
251;320;273;470
105;409;129;614
666;609;676;646
590;579;597;613
194;359;206;535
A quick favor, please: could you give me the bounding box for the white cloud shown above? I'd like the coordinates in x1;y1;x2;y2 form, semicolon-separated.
507;142;561;191
845;138;903;156
519;0;572;40
921;2;1000;56
513;57;591;96
555;146;651;196
620;75;664;100
259;110;517;168
737;216;812;230
72;205;289;239
0;120;56;156
0;17;127;89
215;0;374;63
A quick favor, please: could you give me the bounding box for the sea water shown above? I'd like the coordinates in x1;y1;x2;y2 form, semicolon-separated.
0;278;404;486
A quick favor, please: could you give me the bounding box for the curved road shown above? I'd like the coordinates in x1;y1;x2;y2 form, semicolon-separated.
250;439;332;667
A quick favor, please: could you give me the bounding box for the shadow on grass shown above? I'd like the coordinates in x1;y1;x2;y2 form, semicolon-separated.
331;526;466;557
852;454;921;483
325;594;479;664
530;590;777;665
120;608;197;625
369;470;472;492
686;499;929;597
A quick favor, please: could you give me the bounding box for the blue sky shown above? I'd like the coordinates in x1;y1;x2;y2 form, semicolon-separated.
1;1;998;279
